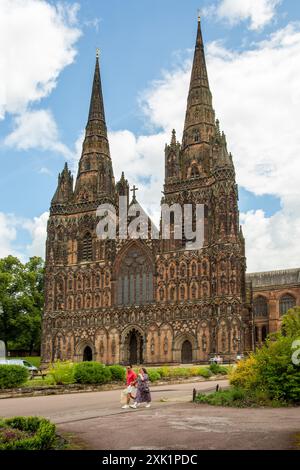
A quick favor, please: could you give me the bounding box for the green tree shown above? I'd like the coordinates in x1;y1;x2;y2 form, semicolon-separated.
0;256;44;354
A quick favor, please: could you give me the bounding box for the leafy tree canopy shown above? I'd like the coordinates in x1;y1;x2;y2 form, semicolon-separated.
0;255;44;354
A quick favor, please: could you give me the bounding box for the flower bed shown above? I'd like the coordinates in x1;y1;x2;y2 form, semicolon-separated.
0;416;57;450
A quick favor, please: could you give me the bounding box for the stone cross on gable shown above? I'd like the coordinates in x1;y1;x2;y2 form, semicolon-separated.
130;184;138;202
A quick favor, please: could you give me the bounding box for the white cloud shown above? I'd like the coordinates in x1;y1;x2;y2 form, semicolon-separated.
241;209;300;272
0;213;19;258
0;0;81;119
4;109;72;158
39;167;53;176
203;0;282;30
0;211;48;260
23;212;49;259
109;130;167;223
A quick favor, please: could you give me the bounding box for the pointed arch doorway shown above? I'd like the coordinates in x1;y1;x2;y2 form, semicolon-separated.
124;329;144;365
181;340;192;364
83;345;93;362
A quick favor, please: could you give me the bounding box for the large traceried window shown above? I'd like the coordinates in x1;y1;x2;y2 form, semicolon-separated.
253;296;268;317
279;294;296;316
117;246;154;306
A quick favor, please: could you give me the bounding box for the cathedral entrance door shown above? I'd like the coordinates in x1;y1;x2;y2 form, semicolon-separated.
181;340;192;363
128;330;143;365
83;345;93;362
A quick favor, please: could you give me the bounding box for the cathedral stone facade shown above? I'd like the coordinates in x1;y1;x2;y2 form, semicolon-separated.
41;19;254;365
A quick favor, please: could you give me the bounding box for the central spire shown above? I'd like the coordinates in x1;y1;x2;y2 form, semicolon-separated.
84;53;110;157
182;17;215;151
87;55;106;126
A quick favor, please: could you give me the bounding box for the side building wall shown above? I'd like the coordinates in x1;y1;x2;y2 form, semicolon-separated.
247;268;300;346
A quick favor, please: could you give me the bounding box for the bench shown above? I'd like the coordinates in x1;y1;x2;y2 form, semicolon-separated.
30;368;47;380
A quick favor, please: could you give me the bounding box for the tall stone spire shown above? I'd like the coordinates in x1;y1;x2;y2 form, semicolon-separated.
75;52;115;201
86;53;107;140
182;17;215;152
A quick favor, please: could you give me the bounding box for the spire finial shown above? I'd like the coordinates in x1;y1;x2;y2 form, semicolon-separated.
198;9;201;22
96;48;100;59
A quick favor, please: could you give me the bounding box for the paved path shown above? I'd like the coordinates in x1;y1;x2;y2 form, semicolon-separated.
1;380;299;450
0;380;221;423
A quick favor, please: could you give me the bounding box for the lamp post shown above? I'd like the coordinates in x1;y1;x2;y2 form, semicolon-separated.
0;303;6;360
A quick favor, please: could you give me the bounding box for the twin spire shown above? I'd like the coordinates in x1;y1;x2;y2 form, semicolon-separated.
52;16;230;210
182;15;215;150
87;53;106;126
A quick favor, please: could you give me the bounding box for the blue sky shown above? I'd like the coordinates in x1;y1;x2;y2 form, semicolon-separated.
0;0;300;271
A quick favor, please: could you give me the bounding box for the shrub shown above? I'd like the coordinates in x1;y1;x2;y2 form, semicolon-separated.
197;367;213;379
254;335;300;401
229;355;259;390
108;365;126;382
48;361;75;385
156;366;170;378
168;367;191;378
196;388;247;407
0;365;29;389
74;362;112;384
209;363;228;375
147;370;161;382
0;416;56;450
195;387;285;408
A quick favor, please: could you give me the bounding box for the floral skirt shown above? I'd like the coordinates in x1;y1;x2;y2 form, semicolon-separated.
136;387;151;403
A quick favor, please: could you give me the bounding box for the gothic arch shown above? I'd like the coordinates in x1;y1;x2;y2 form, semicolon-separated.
173;332;197;363
121;324;145;365
75;339;96;362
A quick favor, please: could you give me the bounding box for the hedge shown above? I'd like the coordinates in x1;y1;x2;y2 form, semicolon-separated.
0;416;56;450
74;362;112;384
108;365;126;382
0;365;29;389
